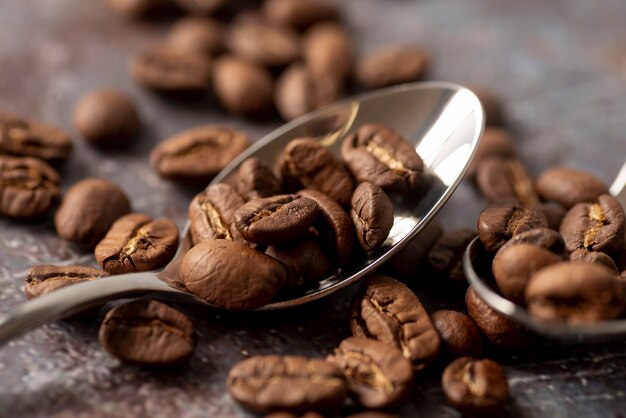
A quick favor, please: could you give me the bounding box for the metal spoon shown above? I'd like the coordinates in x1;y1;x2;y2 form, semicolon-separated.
0;81;484;345
464;160;626;340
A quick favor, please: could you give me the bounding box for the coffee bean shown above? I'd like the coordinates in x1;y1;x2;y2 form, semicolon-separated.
350;275;441;369
275;64;316;120
616;240;626;271
327;336;414;409
477;204;548;252
622;270;626;280
498;227;565;255
537;202;566;231
189;183;245;245
54;178;131;248
0;155;60;220
131;47;212;94
236;157;281;201
427;228;476;283
99;300;194;367
390;219;443;277
526;262;626;323
278;138;355;207
150;125;250;185
465;286;531;348
476;157;539;206
180;240;285;310
73;89;140;148
265;413;324;418
0;112;72;161
263;0;339;30
466;127;516;178
172;0;223;15
536;167;608;209
234;194;319;245
344;413;398;418
95;213;179;274
341;124;423;195
560;194;625;255
213;55;274;118
468;86;506;126
492;244;562;305
24;265;109;299
355;46;429;89
265;238;330;287
569;249;619;272
104;0;174;19
442;357;509;416
166;17;225;56
227;355;347;414
432;310;483;358
351;182;394;252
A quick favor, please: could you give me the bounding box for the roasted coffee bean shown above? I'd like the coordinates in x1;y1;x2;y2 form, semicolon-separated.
275;64;316;120
236;157;281;201
442;357;509;416
99;300;194;367
526;262;626;323
477;204;548;252
0;112;72;161
150;125;250;185
227;355;347;414
234;194;319;245
466;128;516;178
616;241;626;271
55;178;131;247
560;194;625;255
104;0;174;19
263;0;339;30
535;167;608;209
180;240;285;310
278;138;355;207
350;275;441;369
622;270;626;280
265;238;330;287
131;47;212;94
432;310;483;359
468;86;506;126
498;227;565;255
537;203;567;231
341;124;423;195
466;286;531;348
213;56;274;118
172;0;223;15
0;155;60;220
189;183;245;245
25;265;109;299
476;157;539;206
73;89;140;147
166;17;225;56
569;248;619;272
427;228;476;283
351;182;394;252
390;219;443;277
355;46;429;89
265;413;324;418
345;413;398;418
327;336;414;409
492;244;562;305
95;213;179;274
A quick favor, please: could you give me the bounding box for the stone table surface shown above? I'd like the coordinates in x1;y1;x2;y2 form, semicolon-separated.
1;0;626;417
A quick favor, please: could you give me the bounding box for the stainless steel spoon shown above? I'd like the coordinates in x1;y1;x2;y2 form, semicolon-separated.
464;160;626;340
0;81;484;345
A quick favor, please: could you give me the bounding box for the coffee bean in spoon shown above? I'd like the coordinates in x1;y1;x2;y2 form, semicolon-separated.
536;203;567;231
236;157;281;201
24;265;109;299
265;238;330;287
477;204;548;252
535;167;608;209
188;183;245;245
350;182;394;252
569;248;619;272
0;111;72;161
497;227;565;255
431;310;483;359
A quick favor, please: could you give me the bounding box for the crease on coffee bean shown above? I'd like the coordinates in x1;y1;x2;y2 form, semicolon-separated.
363;295;412;360
27;272;103;284
286;157;313;188
505;207;527;237
0;166;56;190
506;160;538;206
104;222;157;270
365;141;412;177
105;317;192;343
200;199;232;240
334;348;395;394
583;203;606;249
457;359;486;397
166;136;230;158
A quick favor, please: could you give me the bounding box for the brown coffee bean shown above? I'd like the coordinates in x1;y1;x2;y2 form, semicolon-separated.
570;249;619;272
188;183;245;245
234;194;319;245
616;240;626;271
180;240;285;310
55;178;131;248
95;213;179;274
432;310;483;358
537;202;567;231
25;265;109;299
492;244;562;305
213;56;274;118
622;270;626;280
274;64;316;120
265;413;324;418
560;194;625;255
104;0;174;19
278;138;355;207
468;86;506;126
427;228;476;283
263;0;339;30
355;46;429;89
227;355;347;414
466;128;516;178
466;286;531;348
73;89;140;148
442;357;509;416
166;17;225;56
350;275;441;370
477;204;548;252
345;413;398;418
0;155;60;220
265;238;330;287
99;300;194;367
476;157;539;206
172;0;223;15
390;219;443;277
236;157;281;201
0;112;72;161
536;167;608;209
342;124;424;195
150;125;250;185
327;336;414;409
130;47;211;94
498;227;565;255
351;182;394;252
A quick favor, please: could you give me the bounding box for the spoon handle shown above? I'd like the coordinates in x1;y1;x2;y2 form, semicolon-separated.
610;158;626;208
0;273;190;346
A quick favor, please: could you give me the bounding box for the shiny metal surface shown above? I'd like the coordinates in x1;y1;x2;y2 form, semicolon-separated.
0;81;484;345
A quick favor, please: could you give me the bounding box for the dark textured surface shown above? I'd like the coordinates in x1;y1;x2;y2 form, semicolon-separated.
1;1;626;417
